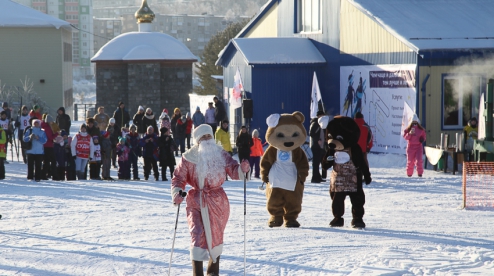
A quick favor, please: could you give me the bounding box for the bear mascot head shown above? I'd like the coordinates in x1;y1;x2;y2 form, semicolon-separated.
260;111;310;228
265;111;307;152
326;116;360;151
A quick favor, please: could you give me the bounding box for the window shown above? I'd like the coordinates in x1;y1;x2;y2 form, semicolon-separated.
442;75;481;129
297;0;321;33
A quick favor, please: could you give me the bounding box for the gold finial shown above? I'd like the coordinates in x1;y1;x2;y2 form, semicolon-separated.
135;0;155;23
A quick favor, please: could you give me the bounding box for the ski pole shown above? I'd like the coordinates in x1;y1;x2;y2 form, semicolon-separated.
168;190;187;276
244;171;247;276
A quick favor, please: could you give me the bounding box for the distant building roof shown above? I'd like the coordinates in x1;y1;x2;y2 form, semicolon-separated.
216;37;326;66
91;32;198;62
351;0;494;52
0;0;71;30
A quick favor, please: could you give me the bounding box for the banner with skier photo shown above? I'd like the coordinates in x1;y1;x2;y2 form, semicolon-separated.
340;65;416;154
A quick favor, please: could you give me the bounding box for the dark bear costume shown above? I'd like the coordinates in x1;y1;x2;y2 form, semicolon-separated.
322;116;371;228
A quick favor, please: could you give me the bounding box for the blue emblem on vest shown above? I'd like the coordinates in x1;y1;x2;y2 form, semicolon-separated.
278;150;290;161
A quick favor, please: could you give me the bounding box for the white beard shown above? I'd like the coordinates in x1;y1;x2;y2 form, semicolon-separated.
197;139;226;187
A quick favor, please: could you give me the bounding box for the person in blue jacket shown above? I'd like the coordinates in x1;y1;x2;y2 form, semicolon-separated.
23;119;47;182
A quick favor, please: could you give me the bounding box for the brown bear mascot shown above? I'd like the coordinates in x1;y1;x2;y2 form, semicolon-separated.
322;115;372;228
260;112;309;228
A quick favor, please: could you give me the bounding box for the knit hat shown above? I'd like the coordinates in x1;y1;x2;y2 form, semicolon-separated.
118;136;126;143
93;136;99;142
410;114;420;124
33;105;39;110
147;125;154;133
196;106;200;111
146;108;152;114
44;114;54;123
193;124;213;142
0;111;6;116
173;107;180;114
60;130;68;137
163;108;168;114
109;118;116;124
80;123;87;131
252;129;259;137
138;105;144;111
2;102;8;108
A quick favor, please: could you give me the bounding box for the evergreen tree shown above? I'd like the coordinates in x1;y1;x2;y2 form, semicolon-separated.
194;19;249;95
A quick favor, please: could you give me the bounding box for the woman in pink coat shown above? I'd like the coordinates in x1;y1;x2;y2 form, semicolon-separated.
171;124;250;276
403;114;426;177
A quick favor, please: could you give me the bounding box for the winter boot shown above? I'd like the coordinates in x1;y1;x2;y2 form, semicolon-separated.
206;256;220;276
268;216;283;228
329;217;344;227
351;218;366;229
192;260;204;276
285;220;301;228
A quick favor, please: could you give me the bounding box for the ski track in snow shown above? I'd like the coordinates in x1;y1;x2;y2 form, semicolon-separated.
1;139;494;275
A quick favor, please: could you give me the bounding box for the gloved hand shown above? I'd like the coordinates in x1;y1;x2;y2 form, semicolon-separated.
73;155;77;160
419;137;425;143
364;174;372;185
173;190;187;205
240;160;250;173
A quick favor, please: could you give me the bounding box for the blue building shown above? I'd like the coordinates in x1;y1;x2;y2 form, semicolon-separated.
217;0;494;153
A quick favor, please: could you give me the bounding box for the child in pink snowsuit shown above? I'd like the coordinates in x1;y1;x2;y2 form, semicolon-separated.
403;114;426;177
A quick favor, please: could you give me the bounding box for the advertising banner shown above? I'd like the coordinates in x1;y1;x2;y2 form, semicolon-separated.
340;65;416;154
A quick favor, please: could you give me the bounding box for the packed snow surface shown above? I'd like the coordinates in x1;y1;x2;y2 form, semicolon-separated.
1;123;493;275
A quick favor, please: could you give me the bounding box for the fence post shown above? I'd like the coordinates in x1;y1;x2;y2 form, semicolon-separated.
74;104;78;121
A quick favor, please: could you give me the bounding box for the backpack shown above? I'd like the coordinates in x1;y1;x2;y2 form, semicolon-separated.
23;126;33;150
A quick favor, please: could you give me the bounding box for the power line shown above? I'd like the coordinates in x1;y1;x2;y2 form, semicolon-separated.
70;24;112;41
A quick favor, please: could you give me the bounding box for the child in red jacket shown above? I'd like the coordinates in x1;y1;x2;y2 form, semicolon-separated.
249;129;264;178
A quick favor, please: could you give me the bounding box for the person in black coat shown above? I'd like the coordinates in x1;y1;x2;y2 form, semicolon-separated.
174;115;187;156
213;96;227;125
158;127;176;181
139;126;159;181
309;111;327;183
112;101;131;130
132;106;145;136
235;125;253;162
56;107;71;135
142;108;158;135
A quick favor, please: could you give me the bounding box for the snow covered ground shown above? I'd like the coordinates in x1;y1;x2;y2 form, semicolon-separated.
1;123;493;275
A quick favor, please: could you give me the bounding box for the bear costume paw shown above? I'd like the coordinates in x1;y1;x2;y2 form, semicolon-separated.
285;220;301;228
268;216;283;228
351;218;366;229
329;217;344;227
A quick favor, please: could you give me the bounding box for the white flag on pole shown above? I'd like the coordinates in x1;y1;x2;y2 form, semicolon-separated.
230;67;243;109
400;101;415;149
478;93;485;140
310;72;322;118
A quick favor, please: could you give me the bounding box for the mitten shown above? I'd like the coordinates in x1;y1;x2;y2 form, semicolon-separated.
364;174;372;185
173;190;187;205
419;137;424;143
240;160;250;173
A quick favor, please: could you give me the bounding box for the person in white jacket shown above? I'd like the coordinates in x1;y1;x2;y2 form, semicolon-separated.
71;124;94;180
